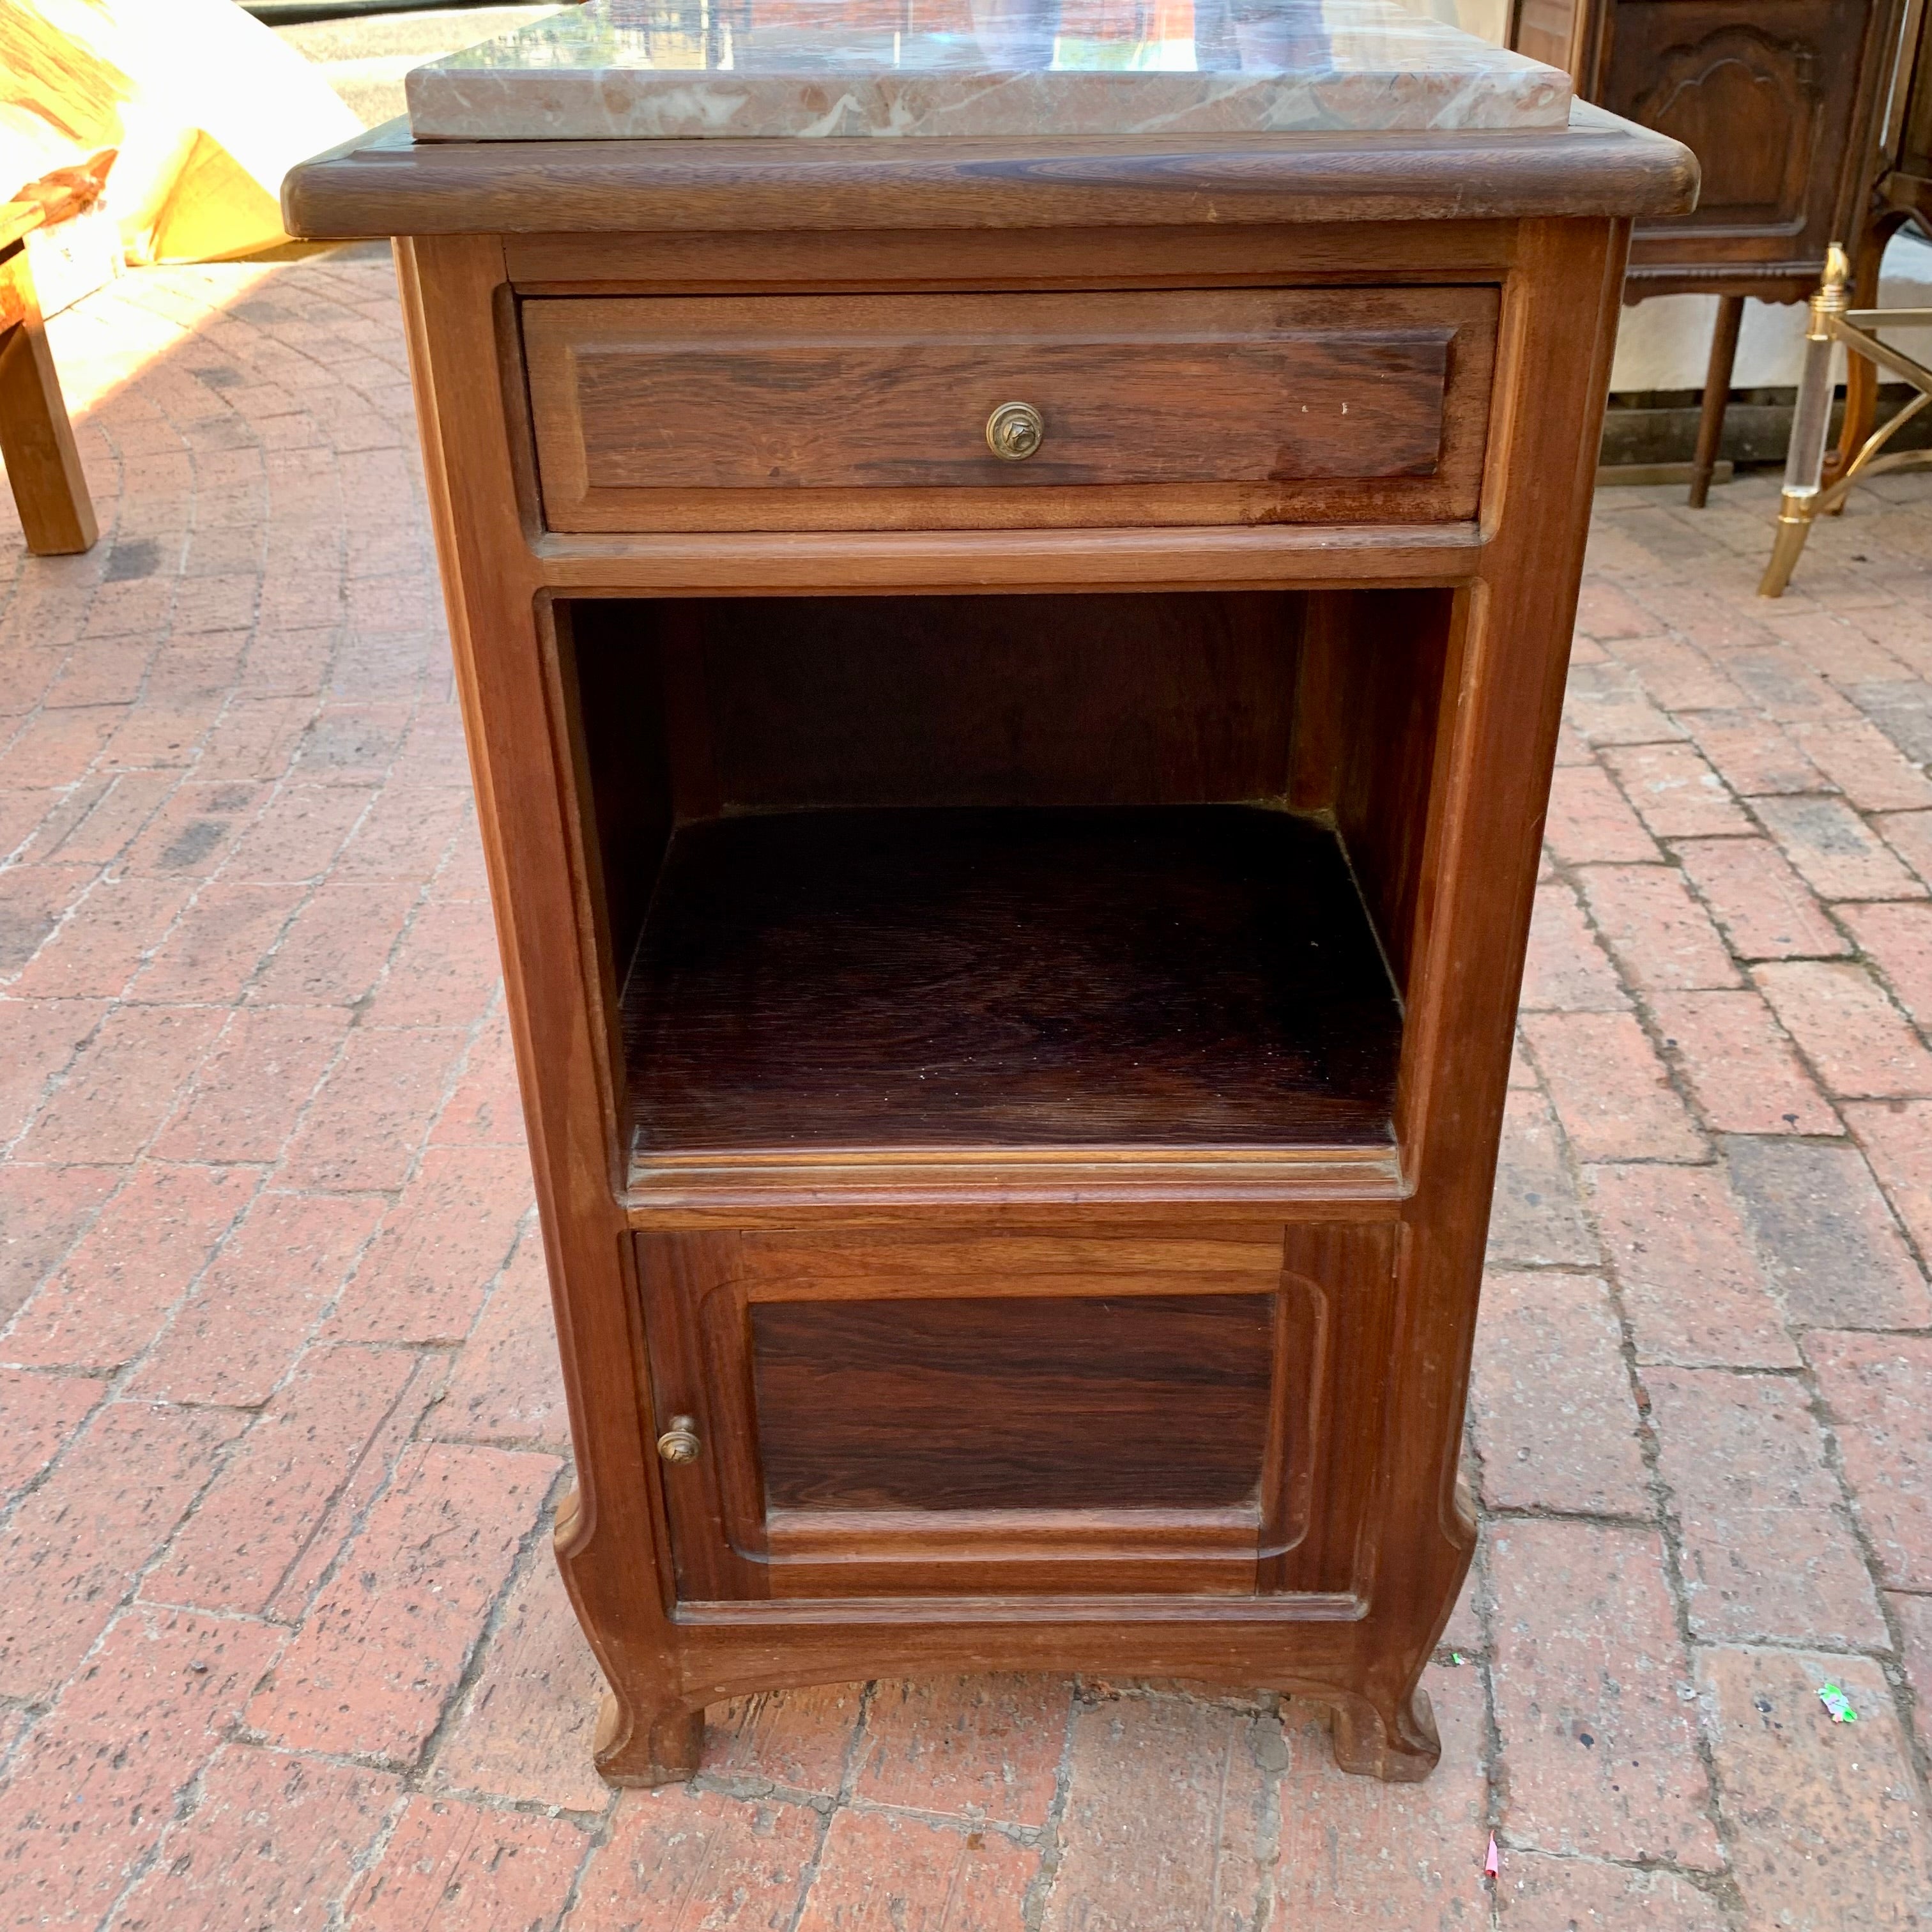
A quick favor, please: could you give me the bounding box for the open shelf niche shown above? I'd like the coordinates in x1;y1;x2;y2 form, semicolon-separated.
554;587;1454;1190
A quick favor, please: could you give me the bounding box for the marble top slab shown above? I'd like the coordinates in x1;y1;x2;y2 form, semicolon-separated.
405;0;1572;141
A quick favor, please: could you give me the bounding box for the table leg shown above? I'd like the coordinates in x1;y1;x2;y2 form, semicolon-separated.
0;241;97;556
1687;293;1744;508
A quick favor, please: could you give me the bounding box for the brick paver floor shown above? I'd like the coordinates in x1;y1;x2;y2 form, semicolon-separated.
2;249;1931;1929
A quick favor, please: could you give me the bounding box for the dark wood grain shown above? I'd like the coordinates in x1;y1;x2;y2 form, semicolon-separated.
525;286;1490;531
621;806;1402;1163
283;118;1698;240
751;1292;1274;1514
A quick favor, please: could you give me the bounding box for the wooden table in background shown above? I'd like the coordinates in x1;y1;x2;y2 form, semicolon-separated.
0;200;96;556
1517;0;1906;505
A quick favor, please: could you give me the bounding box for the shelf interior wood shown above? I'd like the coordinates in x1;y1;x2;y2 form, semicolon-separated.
620;804;1401;1168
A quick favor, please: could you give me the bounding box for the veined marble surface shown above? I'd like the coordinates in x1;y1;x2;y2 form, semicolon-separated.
405;0;1570;140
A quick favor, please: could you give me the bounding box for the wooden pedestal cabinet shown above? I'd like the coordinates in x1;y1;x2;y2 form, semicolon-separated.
284;116;1694;1784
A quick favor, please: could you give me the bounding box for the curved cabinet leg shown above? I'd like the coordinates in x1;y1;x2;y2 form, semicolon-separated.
594;1685;704;1788
1328;1682;1443;1784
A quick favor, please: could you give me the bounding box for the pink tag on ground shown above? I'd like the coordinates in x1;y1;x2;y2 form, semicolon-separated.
1484;1834;1500;1879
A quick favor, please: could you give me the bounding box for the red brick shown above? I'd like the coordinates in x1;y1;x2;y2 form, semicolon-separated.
112;1745;403;1932
1043;1695;1275;1932
0;997;107;1144
1487;1521;1719;1868
32;770;176;866
1542;764;1659;867
5;875;195;999
121;783;264;880
1563;664;1683;747
0;1607;284;1932
3;1163;256;1370
1599;742;1751;839
1519;1012;1705;1162
1650;989;1840;1135
573;1786;820;1930
334;784;470;881
430;1233;567;1448
1807;1333;1932;1590
1605;632;1747;711
1772;610;1916;684
100;697;221;770
1470;1270;1647;1514
1756;960;1932;1099
144;1345;420;1616
1880;806;1932;889
1672;835;1849;960
1844;1098;1932;1255
1574;581;1658;641
362;898;500;1029
1791;719;1932;811
130;1190;385;1407
705;1683;868;1796
1493;1852;1728;1931
15;1002;226;1162
1724;1137;1932;1329
267;1353;447;1620
0;705;118;786
252;879;420;1006
1726;647;1862;723
278;1025;466;1192
1699;1649;1932;1931
1269;1666;1489;1929
194;694;318;782
332;1147;531;1347
0;861;95;974
430;1008;525;1147
0;1402;247;1700
1487;1086;1600;1268
290;703;412;784
126;880;305;1003
1583;1162;1798;1368
1839;901;1932;1026
0;1366;104;1495
799;1806;1039;1932
220;783;372;883
151;1005;353;1165
430;833;491;903
1894;1590;1932;1760
340;1795;590;1932
245;1441;556;1761
1519;880;1627;1013
1753;793;1926;901
0;1161;117;1322
427;1553;606;1811
852;1677;1070;1827
1645;1368;1885;1644
1573;864;1740;992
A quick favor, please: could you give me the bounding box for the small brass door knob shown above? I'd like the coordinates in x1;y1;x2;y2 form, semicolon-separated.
985;401;1045;462
656;1415;702;1464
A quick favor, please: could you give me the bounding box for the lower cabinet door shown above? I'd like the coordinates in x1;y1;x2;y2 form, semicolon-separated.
636;1223;1397;1603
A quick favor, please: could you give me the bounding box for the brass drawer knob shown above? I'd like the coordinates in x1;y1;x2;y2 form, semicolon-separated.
985;400;1045;462
656;1414;702;1464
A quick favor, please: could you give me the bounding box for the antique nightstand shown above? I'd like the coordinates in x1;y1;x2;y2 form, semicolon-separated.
284;0;1694;1786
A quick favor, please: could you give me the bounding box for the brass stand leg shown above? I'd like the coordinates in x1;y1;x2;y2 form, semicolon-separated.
1824;216;1899;494
1759;245;1850;598
1688;294;1744;508
0;231;97;557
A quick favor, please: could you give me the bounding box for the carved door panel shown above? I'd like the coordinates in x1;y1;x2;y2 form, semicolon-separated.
635;1222;1399;1606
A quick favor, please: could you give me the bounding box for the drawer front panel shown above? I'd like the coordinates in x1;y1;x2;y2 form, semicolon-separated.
523;288;1497;532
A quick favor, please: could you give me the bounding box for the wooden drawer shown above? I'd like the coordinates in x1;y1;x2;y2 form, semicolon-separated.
522;287;1498;533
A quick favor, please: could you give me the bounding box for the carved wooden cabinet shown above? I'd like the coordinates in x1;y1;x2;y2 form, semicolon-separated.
1517;0;1906;500
285;97;1692;1788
